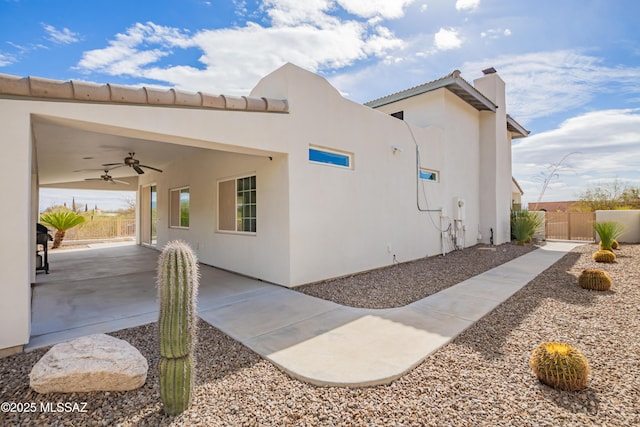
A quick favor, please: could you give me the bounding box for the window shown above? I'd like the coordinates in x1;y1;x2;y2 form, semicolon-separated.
309;145;352;168
390;111;404;120
218;175;256;233
170;187;190;228
419;168;439;182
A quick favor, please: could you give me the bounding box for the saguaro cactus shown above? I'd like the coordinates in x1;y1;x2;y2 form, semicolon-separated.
157;240;199;415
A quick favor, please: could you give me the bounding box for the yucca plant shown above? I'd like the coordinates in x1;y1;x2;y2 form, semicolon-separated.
594;221;624;251
578;269;612;291
39;210;86;249
157;240;200;416
530;342;589;391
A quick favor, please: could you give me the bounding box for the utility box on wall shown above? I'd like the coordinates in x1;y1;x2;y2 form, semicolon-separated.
453;197;465;221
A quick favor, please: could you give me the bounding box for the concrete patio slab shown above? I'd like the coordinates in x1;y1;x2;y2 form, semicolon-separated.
28;241;582;388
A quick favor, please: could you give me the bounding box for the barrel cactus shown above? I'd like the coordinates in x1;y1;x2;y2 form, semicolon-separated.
157;240;200;415
578;269;612;291
530;342;589;391
611;240;619;250
592;249;616;263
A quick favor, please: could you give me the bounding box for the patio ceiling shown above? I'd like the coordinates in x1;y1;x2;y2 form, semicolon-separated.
33;114;211;189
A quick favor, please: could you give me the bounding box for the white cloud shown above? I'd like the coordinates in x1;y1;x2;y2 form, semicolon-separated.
456;0;480;11
337;0;416;19
0;52;15;66
480;28;511;39
462;50;640;124
76;3;407;94
434;27;462;50
420;4;428;12
513;109;640;202
42;24;80;44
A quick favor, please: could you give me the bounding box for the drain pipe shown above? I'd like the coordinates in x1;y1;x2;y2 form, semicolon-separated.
405;122;445;256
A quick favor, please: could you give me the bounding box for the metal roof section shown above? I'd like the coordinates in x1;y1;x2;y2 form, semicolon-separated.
507;114;530;139
0;73;289;113
364;70;498;112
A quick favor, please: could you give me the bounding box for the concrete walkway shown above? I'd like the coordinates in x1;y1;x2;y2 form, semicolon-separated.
30;241;580;387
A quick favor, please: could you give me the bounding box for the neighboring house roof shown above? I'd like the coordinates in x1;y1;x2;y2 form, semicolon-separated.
0;73;289;113
364;70;497;112
512;177;524;195
533;201;578;212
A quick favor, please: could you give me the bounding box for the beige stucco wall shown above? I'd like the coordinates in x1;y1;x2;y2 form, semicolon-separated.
137;149;291;285
0;101;33;350
595;210;640;243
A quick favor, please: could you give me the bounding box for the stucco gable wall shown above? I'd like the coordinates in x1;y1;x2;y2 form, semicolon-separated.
252;65;465;286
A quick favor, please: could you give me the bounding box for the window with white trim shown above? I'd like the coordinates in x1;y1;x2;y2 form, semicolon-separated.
170;187;190;228
309;145;352;169
218;175;256;233
419;168;439;182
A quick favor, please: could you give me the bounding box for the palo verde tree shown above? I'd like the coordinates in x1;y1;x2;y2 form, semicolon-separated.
574;179;640;212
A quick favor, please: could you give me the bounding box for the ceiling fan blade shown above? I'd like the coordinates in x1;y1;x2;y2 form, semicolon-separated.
112;179;130;185
139;164;163;173
75;168;111;172
84;178;102;181
133;164;145;174
102;163;126;169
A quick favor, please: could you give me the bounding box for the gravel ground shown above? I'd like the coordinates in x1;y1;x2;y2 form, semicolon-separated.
1;243;638;426
297;242;537;308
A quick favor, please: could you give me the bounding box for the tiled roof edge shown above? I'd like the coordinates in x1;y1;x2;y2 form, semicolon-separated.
0;73;289;113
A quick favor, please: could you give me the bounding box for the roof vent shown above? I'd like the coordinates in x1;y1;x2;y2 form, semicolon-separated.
482;67;497;75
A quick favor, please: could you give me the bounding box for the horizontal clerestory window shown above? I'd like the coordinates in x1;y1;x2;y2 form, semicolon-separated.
309;145;353;169
419;168;439;182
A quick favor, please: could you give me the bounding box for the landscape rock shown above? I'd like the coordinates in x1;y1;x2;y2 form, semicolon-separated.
29;333;148;393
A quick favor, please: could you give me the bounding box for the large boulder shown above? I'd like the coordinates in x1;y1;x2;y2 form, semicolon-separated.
30;334;148;393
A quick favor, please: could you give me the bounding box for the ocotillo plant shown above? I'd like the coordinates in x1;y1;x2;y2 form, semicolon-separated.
157;240;200;415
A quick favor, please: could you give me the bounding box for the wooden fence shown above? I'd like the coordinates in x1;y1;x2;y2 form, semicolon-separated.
545;212;595;241
63;218;136;241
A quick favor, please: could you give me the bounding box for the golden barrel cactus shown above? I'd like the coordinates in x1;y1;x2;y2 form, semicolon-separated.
611;240;619;250
578;269;612;291
592;250;616;263
530;342;589;391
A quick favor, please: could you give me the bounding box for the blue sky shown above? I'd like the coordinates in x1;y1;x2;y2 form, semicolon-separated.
2;0;639;209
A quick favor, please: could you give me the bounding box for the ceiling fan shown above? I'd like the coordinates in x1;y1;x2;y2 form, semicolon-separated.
102;152;163;175
85;170;130;185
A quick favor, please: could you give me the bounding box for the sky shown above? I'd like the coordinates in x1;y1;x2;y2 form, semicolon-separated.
1;0;639;210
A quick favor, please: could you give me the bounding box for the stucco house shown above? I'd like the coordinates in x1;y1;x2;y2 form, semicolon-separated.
0;63;528;354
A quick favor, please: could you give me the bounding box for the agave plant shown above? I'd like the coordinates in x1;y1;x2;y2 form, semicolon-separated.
593;221;624;251
39;210;86;249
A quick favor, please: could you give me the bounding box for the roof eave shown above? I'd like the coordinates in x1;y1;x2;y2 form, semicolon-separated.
364;72;497;112
506;114;530;138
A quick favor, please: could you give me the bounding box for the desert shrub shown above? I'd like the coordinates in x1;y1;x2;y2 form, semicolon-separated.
594;221;624;251
511;210;543;245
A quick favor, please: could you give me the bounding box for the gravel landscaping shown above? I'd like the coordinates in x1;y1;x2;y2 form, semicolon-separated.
297;242;537;308
1;243;638;426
